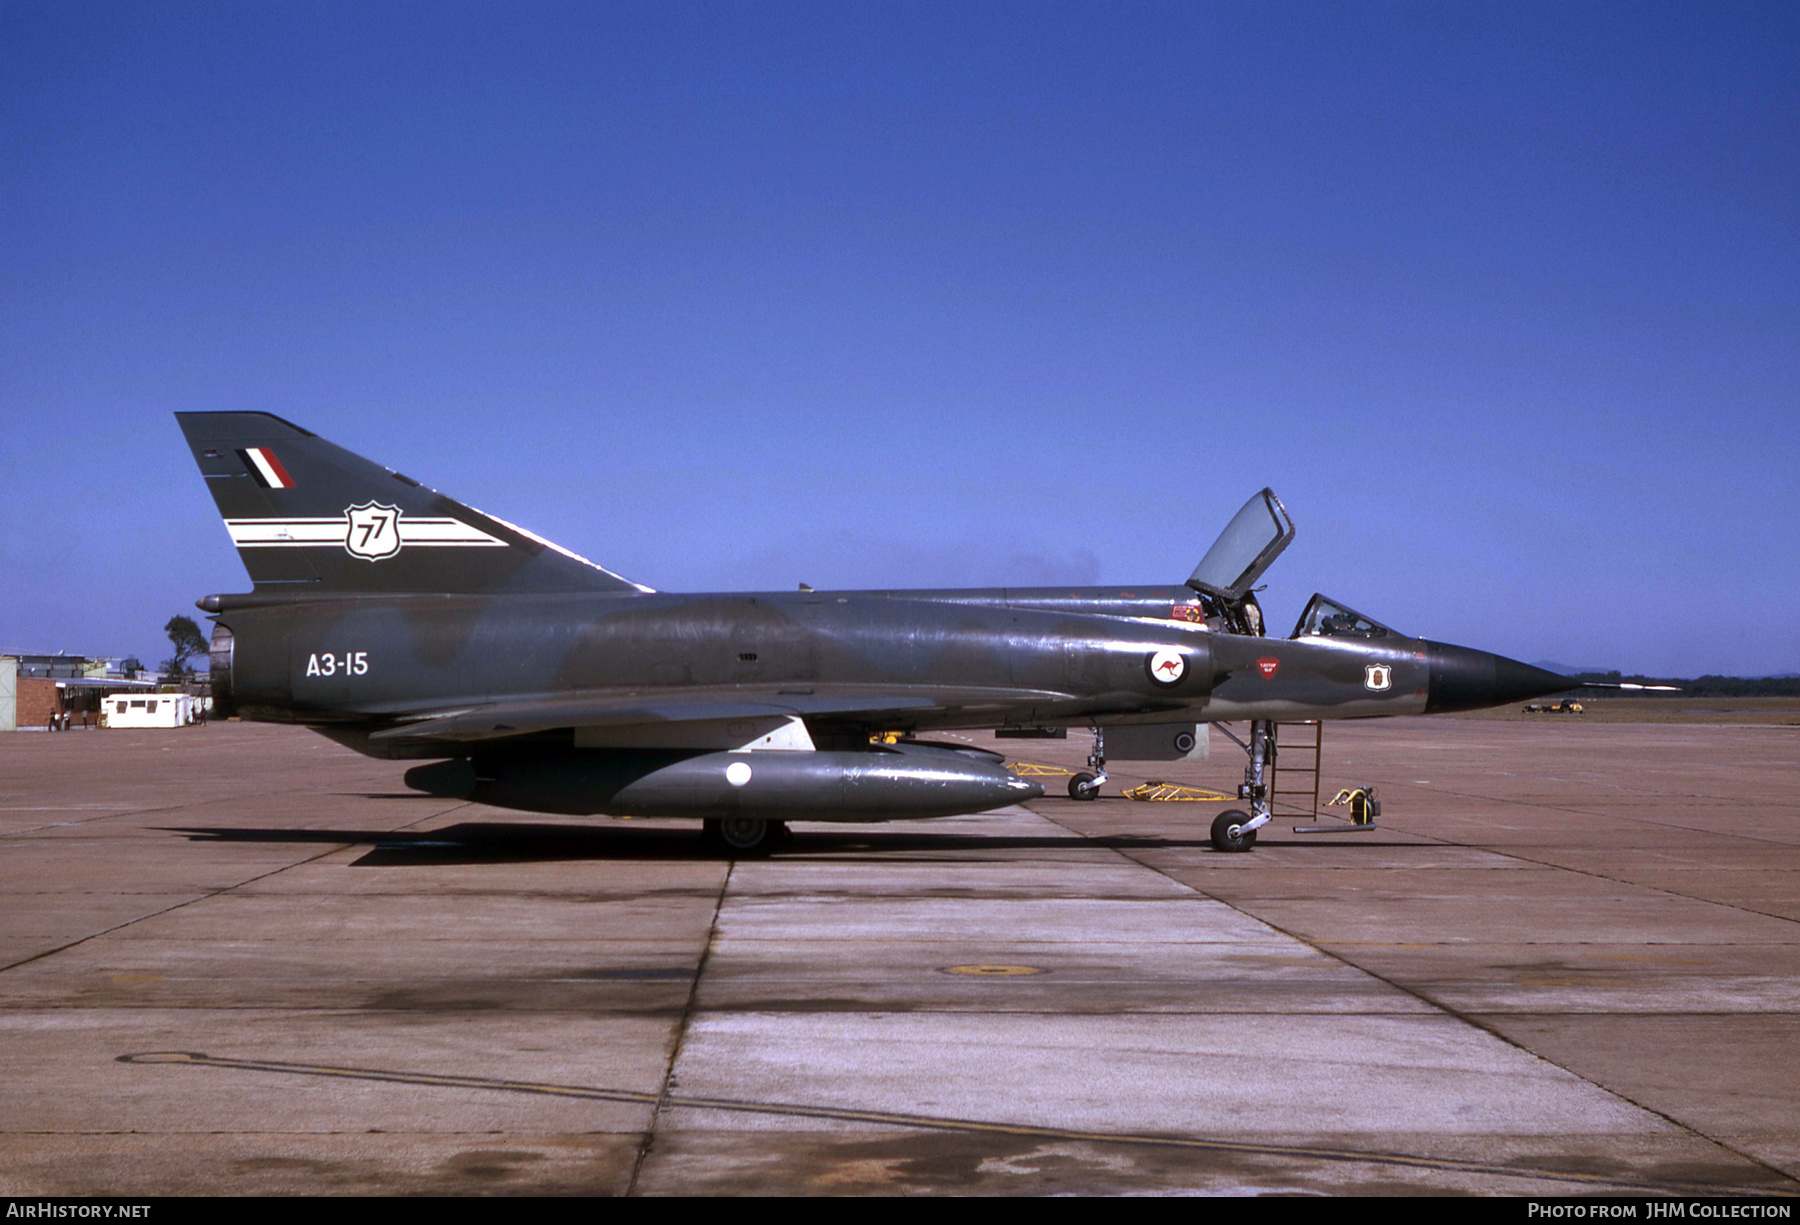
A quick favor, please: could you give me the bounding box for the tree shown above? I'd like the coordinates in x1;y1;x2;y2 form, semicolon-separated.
161;616;209;681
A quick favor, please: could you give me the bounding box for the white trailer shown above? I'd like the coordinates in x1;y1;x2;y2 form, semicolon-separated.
102;693;195;728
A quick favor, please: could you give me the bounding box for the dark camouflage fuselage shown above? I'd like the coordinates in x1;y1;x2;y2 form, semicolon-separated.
215;584;1434;746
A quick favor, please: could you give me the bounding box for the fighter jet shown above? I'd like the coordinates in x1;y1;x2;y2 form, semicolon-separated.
178;413;1583;855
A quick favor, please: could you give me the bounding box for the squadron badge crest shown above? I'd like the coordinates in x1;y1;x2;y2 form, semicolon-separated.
344;502;402;561
1364;663;1393;691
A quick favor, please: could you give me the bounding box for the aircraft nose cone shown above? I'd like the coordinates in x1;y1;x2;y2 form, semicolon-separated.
1424;642;1574;714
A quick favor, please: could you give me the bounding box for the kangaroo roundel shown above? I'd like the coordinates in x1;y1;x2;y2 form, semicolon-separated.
1148;649;1186;685
345;502;402;561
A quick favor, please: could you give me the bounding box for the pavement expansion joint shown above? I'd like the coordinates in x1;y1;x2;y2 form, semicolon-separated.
112;1050;1785;1197
625;860;733;1195
0;803;472;977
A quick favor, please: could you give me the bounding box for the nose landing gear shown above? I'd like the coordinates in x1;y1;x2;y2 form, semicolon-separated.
1210;719;1275;852
1067;728;1108;801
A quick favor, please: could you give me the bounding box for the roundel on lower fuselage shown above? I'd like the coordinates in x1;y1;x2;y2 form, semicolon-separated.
1147;649;1186;686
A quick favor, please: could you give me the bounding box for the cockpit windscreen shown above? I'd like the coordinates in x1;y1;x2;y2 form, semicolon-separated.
1291;594;1401;640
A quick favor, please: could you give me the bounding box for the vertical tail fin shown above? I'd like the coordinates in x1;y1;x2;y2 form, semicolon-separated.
176;412;650;596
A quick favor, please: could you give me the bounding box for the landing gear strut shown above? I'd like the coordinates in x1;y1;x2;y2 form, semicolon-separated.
1211;719;1275;852
1068;727;1107;801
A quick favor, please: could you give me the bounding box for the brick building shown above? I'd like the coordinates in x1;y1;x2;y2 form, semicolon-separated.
0;655;159;731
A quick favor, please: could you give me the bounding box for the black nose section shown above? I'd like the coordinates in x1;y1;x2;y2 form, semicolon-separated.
1424;642;1575;714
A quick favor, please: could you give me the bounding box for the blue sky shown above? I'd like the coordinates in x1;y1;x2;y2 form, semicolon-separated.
3;2;1795;675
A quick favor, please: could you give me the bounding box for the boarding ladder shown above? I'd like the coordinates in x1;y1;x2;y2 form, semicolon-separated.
1269;721;1323;822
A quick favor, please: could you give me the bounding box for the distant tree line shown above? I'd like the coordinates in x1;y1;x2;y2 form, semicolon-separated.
1573;672;1800;698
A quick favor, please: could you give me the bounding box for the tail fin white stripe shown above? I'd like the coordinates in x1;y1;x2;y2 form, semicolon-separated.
224;518;507;548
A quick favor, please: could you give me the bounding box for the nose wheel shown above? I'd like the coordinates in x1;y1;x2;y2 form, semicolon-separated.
1210;810;1257;852
1067;728;1108;801
1210;719;1276;852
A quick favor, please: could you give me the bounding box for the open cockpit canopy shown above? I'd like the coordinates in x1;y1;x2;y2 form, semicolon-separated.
1186;489;1295;602
1291;594;1403;641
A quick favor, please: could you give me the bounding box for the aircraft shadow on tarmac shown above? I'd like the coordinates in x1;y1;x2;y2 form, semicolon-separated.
159;821;1228;865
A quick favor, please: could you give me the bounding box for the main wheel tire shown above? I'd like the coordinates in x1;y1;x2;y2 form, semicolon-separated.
705;816;780;857
1210;810;1257;853
1068;772;1101;801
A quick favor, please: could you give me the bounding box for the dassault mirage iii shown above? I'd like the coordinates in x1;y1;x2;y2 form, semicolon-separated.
178;412;1583;855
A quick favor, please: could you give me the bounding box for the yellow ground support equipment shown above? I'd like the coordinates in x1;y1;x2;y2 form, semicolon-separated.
1293;786;1382;834
1123;781;1235;802
1012;762;1075;778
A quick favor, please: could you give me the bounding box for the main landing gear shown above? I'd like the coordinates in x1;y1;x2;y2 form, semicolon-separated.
1210;719;1275;853
701;816;790;857
1068;727;1107;801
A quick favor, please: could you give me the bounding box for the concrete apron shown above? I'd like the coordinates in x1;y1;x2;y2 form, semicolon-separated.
634;805;1748;1196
